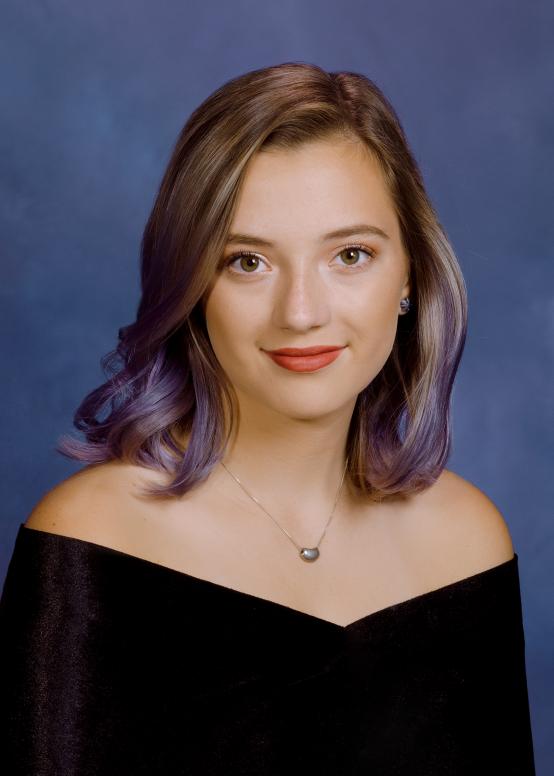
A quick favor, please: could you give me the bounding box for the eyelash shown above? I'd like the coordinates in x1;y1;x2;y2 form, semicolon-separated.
222;243;377;276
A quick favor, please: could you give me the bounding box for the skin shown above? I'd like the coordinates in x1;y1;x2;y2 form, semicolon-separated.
202;134;411;537
25;133;514;626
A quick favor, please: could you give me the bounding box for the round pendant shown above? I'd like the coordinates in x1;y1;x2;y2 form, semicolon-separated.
300;547;320;562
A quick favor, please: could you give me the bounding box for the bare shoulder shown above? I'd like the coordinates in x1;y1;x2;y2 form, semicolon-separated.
397;467;515;582
24;460;153;547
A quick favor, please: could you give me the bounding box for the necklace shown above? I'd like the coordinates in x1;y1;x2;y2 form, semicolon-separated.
219;456;349;562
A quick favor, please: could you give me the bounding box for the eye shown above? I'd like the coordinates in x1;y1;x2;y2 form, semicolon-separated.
221;243;377;276
332;244;376;270
222;251;268;275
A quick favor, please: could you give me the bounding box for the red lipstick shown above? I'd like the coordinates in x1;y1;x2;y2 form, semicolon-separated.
267;345;344;356
263;345;346;372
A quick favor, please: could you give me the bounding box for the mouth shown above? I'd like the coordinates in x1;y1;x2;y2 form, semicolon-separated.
264;345;345;356
262;345;346;373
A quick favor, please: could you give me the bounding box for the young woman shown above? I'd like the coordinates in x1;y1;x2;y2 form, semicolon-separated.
0;62;535;774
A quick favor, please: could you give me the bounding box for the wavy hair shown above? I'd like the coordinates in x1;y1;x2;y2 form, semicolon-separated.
56;61;468;502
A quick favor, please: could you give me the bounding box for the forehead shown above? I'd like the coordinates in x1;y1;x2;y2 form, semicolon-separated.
229;137;398;242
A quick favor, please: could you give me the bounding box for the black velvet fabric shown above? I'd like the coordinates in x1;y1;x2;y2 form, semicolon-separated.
0;523;536;775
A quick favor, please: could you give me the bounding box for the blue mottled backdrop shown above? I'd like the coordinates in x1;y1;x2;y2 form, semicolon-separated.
1;1;552;770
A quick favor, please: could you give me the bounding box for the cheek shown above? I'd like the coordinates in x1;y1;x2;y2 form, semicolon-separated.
205;291;260;370
205;297;234;366
205;284;238;343
348;296;399;366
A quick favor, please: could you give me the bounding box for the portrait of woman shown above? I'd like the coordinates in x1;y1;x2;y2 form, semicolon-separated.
0;61;536;774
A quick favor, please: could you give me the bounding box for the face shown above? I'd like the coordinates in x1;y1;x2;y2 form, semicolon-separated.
204;135;411;423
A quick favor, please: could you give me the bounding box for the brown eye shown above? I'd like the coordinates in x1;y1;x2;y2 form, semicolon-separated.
224;251;268;274
238;255;260;272
334;245;376;269
340;248;363;265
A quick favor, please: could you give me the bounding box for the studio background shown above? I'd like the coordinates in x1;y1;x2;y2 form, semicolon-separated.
1;1;552;771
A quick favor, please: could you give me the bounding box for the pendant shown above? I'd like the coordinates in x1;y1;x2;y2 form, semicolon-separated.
300;547;320;562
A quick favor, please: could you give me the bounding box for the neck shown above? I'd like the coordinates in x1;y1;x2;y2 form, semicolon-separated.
207;398;360;537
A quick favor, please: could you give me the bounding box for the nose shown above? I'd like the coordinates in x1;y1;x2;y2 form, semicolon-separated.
271;264;331;331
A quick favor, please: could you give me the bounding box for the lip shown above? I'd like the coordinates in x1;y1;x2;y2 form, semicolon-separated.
263;346;346;373
265;345;345;356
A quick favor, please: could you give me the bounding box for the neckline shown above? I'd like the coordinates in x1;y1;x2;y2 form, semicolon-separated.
19;523;517;631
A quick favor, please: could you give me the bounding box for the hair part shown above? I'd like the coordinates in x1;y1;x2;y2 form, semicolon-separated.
56;61;468;502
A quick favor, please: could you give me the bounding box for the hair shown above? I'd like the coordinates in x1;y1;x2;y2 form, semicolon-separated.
56;61;468;502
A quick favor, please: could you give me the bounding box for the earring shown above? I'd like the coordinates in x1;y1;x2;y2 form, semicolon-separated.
400;297;411;313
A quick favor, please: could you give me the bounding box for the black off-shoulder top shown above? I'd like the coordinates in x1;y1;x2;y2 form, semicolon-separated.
0;523;536;775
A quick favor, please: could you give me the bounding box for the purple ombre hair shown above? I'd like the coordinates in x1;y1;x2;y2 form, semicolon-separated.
56;62;468;502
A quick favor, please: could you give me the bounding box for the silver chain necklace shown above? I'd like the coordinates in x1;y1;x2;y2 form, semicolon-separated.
219;456;349;562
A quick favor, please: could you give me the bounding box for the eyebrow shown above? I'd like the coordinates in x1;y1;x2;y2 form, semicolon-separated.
226;223;391;246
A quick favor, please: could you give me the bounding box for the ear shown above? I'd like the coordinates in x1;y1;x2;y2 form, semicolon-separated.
399;277;411;313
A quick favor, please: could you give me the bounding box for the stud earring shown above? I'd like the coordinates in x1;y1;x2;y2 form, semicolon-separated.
400;297;411;313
